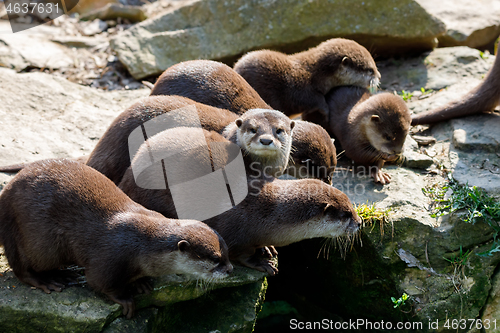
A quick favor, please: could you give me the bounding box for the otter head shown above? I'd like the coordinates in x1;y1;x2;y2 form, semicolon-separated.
316;38;381;94
170;221;233;280
361;93;411;162
286;120;336;184
322;187;362;237
235;109;295;174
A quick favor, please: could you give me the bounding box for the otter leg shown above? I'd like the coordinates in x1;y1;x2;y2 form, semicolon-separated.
5;243;66;293
85;264;138;319
370;161;391;185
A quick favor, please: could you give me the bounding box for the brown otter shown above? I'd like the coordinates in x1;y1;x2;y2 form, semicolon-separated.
150;60;268;113
118;127;362;275
233;38;380;118
411;53;500;125
0;159;232;319
304;87;410;184
148;59;337;182
222;108;294;177
84;96;293;183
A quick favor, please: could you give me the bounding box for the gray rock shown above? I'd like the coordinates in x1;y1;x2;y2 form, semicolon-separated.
0;260;267;333
0;68;149;190
416;0;500;48
110;0;445;79
0;34;74;71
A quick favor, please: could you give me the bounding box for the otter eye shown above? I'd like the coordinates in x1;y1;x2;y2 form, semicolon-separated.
368;68;374;75
249;128;257;134
276;128;283;135
384;135;392;141
212;257;220;264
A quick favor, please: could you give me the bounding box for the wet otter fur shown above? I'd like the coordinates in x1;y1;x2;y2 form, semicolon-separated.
0;159;232;318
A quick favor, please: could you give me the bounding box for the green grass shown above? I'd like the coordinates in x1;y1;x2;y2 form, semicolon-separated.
420;87;434;95
423;175;500;256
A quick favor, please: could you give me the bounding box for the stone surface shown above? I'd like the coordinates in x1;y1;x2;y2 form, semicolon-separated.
416;0;500;49
0;258;266;333
0;33;74;71
110;0;445;79
0;68;149;190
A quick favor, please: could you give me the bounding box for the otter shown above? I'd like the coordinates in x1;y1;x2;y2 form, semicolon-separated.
148;59;337;182
83;96;293;184
411;53;500;125
233;38;380;118
304;87;410;184
150;60;267;113
0;159;232;319
222;108;294;177
118;127;362;275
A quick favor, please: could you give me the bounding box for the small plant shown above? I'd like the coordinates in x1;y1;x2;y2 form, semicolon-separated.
391;293;409;308
443;246;471;267
355;202;391;236
423;174;500;256
398;90;413;102
479;51;488;60
420;87;434;95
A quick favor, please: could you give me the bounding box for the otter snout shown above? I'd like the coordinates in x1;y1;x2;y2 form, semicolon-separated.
211;262;234;279
259;137;274;146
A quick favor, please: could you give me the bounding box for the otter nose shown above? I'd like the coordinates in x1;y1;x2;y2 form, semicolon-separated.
260;138;273;145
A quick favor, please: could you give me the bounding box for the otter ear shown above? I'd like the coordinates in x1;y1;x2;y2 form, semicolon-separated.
331;138;335;145
235;119;243;128
371;115;380;122
290;120;295;130
178;240;190;252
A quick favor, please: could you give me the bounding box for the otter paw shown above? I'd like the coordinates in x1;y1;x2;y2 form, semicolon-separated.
22;273;66;294
371;169;391;184
134;278;153;294
241;256;279;276
259;246;278;259
108;294;135;319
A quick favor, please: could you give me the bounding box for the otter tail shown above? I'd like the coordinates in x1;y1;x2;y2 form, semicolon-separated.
0;156;88;174
412;54;500;125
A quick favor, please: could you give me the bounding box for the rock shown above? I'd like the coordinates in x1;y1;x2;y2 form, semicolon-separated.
0;68;149;190
80;4;147;23
110;0;445;79
69;0;120;16
416;0;500;49
0;34;74;71
482;269;500;332
448;114;500;196
403;135;435;169
80;19;109;36
0;256;267;333
380;47;495;114
51;36;109;49
412;135;437;146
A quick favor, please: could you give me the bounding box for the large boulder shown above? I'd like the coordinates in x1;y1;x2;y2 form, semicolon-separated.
416;0;500;49
110;0;446;79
